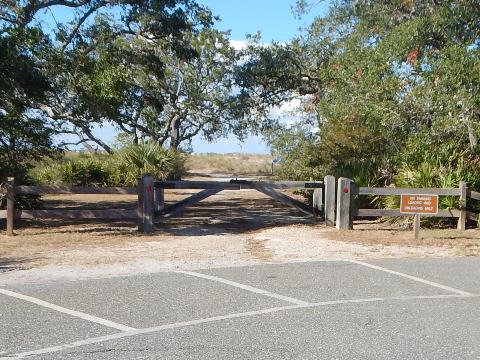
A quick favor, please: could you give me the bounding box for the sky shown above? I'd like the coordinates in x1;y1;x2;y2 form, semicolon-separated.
188;0;322;154
50;0;328;154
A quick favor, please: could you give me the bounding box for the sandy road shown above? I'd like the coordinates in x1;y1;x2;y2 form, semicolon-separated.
1;182;478;286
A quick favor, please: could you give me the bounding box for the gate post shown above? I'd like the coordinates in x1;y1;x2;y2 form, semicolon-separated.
6;177;15;236
138;174;154;234
336;177;353;230
313;188;323;215
457;181;467;231
154;186;165;214
324;175;336;226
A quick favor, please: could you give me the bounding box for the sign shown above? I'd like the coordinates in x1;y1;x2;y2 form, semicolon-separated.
400;194;439;215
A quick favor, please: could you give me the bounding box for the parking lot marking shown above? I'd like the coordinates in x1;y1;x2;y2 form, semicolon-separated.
0;288;135;332
4;293;475;359
176;270;311;305
347;260;474;296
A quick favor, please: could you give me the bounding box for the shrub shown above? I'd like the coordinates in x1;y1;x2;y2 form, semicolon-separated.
374;155;480;225
30;162;62;185
59;158;112;186
114;143;186;186
30;145;186;187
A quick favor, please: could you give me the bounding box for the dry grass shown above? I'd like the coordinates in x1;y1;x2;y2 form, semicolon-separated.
186;153;273;176
324;222;480;256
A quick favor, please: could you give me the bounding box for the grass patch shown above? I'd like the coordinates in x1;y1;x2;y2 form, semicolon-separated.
186;153;273;176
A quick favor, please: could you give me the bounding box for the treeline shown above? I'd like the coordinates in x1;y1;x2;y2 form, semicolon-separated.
252;1;479;194
1;0;479;196
0;0;269;182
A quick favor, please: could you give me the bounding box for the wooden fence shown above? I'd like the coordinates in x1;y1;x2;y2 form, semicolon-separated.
0;175;337;235
0;177;138;236
336;177;480;230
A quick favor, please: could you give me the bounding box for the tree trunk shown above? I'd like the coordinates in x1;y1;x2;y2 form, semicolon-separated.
133;127;139;145
169;114;181;150
81;127;113;154
466;118;478;151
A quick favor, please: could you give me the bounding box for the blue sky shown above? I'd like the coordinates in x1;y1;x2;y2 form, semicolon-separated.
51;0;328;154
190;0;322;154
198;0;319;43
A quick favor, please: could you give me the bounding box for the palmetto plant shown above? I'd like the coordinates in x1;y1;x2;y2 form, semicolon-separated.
115;143;186;186
374;151;480;225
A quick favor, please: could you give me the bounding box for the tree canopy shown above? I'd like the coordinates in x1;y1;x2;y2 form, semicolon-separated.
1;0;479;193
237;0;480;189
0;0;232;174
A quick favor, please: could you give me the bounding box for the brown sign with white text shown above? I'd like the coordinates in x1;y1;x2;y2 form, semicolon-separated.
400;194;439;215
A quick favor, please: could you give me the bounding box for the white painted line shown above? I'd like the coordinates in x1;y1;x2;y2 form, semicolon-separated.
346;259;474;296
0;288;135;332
5;293;476;359
308;293;475;306
4;304;299;359
176;270;310;305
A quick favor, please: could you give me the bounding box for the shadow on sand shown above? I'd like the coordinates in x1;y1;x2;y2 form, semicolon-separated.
14;196;322;236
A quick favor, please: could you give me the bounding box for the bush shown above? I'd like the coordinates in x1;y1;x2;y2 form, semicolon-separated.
30;144;187;187
114;143;186;186
59;158;112;186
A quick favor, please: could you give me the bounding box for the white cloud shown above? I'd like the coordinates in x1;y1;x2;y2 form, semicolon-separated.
269;97;310;125
229;40;248;50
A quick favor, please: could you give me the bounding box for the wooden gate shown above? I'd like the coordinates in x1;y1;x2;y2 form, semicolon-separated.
137;175;337;233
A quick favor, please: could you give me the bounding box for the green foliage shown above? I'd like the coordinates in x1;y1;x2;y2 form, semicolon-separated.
59;158;112;187
2;0;227;159
114;143;186;186
31;145;187;187
0;28;54;179
50;5;235;151
254;1;479;190
265;122;323;181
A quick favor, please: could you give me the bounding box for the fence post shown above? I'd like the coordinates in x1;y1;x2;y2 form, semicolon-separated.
154;186;165;214
312;188;323;215
324;175;336;226
6;177;15;236
336;177;353;230
457;181;467;231
138;175;154;234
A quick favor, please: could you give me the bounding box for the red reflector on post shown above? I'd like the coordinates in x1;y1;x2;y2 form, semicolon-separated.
342;187;349;193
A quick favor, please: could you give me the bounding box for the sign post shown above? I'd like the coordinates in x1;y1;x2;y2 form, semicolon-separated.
413;214;420;240
400;194;439;240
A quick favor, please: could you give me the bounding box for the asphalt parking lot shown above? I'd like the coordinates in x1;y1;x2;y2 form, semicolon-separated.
1;258;479;359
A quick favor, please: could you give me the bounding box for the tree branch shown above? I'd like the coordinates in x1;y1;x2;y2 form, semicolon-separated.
61;1;105;51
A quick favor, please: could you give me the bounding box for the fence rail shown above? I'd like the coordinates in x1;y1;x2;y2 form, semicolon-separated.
14;185;138;195
336;178;480;231
1;176;333;236
0;177;139;235
353;208;461;218
469;190;480;201
355;187;460;196
155;180;324;190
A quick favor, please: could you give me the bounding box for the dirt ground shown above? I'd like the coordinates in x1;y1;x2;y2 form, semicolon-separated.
1;175;479;285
